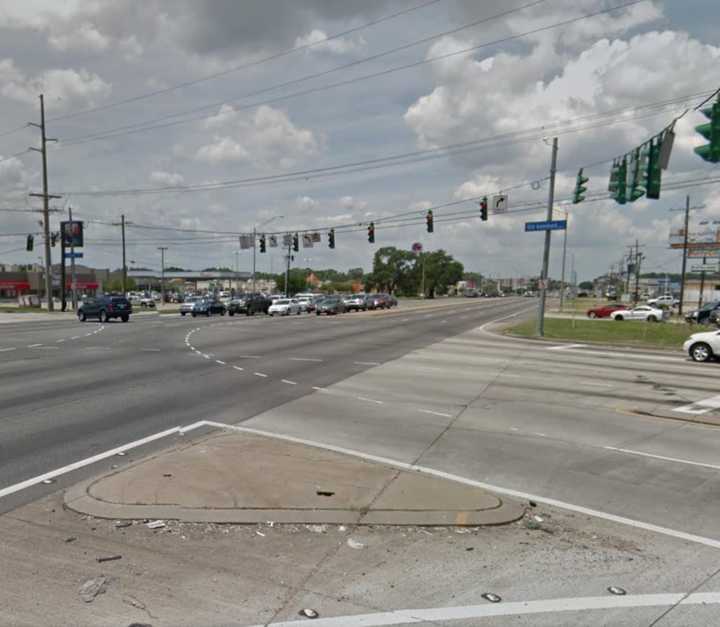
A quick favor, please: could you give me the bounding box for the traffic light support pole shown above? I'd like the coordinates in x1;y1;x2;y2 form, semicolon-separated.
68;207;78;312
678;195;690;317
252;226;257;294
537;137;558;337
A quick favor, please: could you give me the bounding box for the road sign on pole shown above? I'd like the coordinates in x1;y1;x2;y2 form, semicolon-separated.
691;263;720;272
63;251;83;259
525;220;567;232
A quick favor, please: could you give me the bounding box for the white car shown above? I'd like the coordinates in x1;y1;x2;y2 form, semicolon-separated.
180;296;202;316
296;297;313;312
610;305;665;322
268;298;301;316
684;329;720;362
647;295;679;308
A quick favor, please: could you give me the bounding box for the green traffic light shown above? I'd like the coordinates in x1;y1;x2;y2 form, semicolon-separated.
694;101;720;163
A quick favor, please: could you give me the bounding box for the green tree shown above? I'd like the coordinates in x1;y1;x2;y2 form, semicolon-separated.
420;250;463;298
105;277;136;293
578;281;594;290
275;269;308;295
367;247;415;294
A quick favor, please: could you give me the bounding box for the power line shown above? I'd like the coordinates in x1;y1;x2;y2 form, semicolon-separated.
46;0;445;124
0;149;30;165
59;0;642;146
58;90;706;198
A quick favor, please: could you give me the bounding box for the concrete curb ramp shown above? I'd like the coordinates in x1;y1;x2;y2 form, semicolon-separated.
64;430;524;526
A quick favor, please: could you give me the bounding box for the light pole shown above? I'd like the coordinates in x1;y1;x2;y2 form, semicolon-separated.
234;251;240;294
559;209;569;312
253;215;284;293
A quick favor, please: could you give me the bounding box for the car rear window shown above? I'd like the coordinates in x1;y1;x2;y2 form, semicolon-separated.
111;298;129;305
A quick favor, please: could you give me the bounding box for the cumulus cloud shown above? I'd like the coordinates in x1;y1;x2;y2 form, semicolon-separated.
149;171;185;186
48;22;110;52
294;29;366;54
195;104;321;168
340;195;368;211
0;58;111;110
296;195;319;210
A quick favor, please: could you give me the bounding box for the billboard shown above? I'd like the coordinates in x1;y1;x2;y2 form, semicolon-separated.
61;221;84;248
669;225;720;250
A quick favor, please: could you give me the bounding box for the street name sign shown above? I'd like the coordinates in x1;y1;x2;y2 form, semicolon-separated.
525;220;567;232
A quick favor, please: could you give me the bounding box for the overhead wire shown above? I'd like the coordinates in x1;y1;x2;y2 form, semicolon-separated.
59;0;643;146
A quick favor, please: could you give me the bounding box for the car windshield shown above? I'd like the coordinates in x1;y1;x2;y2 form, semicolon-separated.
275;299;290;305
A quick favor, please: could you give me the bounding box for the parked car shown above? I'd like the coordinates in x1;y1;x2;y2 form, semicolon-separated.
610;305;665;322
316;296;346;315
139;295;156;308
191;298;226;317
78;296;132;323
296;297;314;312
647;295;679;308
710;309;720;327
343;294;368;312
683;329;720;362
385;294;398;307
180;296;202;316
268;298;301;316
685;301;720;325
586;304;628;319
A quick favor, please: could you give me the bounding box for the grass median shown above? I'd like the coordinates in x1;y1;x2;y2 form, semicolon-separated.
507;317;713;349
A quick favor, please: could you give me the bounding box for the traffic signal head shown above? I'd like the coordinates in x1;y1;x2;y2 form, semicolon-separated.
292;233;299;252
646;136;662;199
426;210;434;233
50;232;58;247
572;168;588;204
694;99;720;163
629;146;648;202
609;157;627;204
479;196;488;221
26;234;34;251
328;228;335;249
259;234;266;253
367;222;375;243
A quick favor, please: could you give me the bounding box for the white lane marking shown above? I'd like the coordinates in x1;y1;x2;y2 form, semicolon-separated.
441;319;447;323
418;409;453;418
244;592;720;627
203;354;210;359
0;347;17;352
532;432;547;437
354;361;381;366
548;343;587;351
28;343;42;348
204;422;720;551
459;315;468;319
557;348;682;363
424;314;433;318
288;357;323;362
281;379;298;385
70;336;80;340
237;354;262;359
233;366;244;371
56;339;65;343
0;424;204;500
604;446;720;471
253;372;268;378
357;396;383;405
673;394;720;415
35;346;59;350
402;318;410;322
312;386;329;393
215;360;226;365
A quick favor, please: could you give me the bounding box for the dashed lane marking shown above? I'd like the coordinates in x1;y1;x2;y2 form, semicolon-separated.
281;379;298;385
56;339;65;343
70;336;80;340
28;344;42;348
253;372;268;378
215;360;226;365
357;396;384;405
288;357;323;362
548;343;588;351
233;366;244;371
418;409;453;418
354;361;381;366
604;446;720;471
0;347;16;352
141;348;161;352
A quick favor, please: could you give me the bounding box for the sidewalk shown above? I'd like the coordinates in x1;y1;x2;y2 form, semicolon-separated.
65;429;523;526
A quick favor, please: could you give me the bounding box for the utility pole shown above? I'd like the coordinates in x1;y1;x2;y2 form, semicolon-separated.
284;240;292;297
252;226;257;294
68;207;78;311
60;227;66;311
698;256;707;310
559;209;569;311
111;214;131;295
28;94;60;311
633;240;644;305
537;137;558;337
158;247;167;304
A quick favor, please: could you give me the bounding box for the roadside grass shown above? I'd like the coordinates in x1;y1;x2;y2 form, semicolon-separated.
507;317;715;349
550;297;614;314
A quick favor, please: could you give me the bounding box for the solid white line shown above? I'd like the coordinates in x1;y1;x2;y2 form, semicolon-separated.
357;396;383;404
244;592;720;627
0;425;194;500
56;339;65;343
418;409;453;418
253;372;268;378
202;422;720;551
354;361;381;366
312;386;329;393
237;354;262;359
604;446;720;471
233;366;244;371
0;347;16;352
288;357;323;362
203;354;210;359
547;343;587;351
71;336;80;340
215;360;226;365
281;379;298;385
28;344;42;348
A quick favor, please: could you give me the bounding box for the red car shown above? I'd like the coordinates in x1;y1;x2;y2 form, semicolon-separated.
586;304;628;318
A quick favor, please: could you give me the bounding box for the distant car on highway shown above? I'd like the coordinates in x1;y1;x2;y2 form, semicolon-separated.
139;295;156;308
268;298;301;316
647;295;679;308
343;294;368;312
685;301;720;325
610;305;665;322
180;296;202;316
683;329;720;362
385;294;398;307
78;295;132;323
316;296;346;315
586;304;627;319
366;294;388;310
191;298;226;317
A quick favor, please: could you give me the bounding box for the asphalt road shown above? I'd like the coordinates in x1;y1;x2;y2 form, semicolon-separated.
0;298;530;513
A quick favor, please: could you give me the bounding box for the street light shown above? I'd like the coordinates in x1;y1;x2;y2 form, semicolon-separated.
253;215;284;293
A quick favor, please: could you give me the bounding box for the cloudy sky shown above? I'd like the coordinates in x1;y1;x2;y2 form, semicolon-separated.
1;0;719;280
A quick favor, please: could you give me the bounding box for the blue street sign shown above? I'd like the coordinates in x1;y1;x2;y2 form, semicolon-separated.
525;220;567;232
64;252;84;259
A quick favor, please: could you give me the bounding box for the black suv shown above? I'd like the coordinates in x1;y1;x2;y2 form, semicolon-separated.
78;296;132;322
686;301;720;325
244;294;272;316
